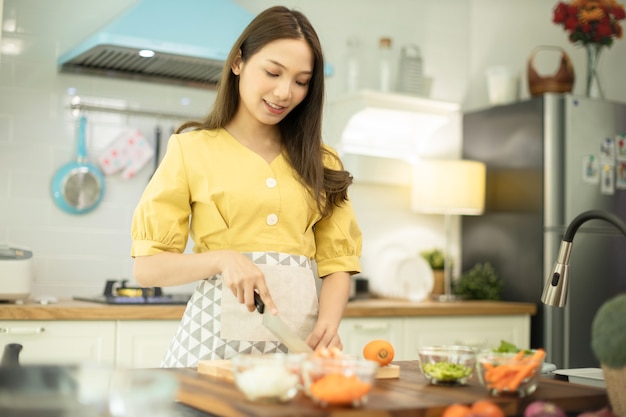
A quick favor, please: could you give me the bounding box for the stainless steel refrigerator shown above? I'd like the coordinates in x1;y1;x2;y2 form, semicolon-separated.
461;93;626;369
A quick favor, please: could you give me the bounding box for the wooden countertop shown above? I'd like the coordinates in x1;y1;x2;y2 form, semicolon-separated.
0;298;536;321
171;361;607;417
343;298;537;318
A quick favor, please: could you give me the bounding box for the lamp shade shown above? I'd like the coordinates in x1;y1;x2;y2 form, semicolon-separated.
411;159;486;215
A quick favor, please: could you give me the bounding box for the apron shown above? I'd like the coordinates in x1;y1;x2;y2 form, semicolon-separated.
161;252;318;367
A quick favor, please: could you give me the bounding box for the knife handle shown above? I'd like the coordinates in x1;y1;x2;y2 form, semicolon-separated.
253;292;265;314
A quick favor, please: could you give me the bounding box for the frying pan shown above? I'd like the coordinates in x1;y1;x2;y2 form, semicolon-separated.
51;115;105;214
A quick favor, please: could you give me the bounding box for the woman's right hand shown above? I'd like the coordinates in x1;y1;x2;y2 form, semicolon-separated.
219;250;278;314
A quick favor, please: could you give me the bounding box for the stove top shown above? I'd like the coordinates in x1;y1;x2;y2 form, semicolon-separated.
73;294;191;305
74;279;191;305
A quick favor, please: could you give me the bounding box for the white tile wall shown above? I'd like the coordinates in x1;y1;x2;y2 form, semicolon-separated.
1;0;626;299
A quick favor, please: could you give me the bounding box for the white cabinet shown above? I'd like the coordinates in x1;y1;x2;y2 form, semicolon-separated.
0;320;116;365
0;320;179;368
116;321;179;368
338;317;404;359
339;314;530;360
325;90;462;185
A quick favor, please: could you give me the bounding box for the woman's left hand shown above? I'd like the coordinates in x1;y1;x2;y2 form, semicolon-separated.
306;322;343;351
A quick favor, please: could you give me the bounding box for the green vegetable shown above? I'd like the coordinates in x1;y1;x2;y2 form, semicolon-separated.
591;293;626;369
422;362;472;381
453;262;503;300
493;340;532;354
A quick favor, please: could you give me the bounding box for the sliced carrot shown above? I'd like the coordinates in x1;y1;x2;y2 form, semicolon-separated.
482;349;545;392
309;373;371;405
512;350;526;361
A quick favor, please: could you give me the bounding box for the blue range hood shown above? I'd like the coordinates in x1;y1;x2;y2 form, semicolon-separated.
58;0;253;88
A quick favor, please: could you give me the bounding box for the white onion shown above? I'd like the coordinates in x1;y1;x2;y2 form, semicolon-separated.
235;365;298;401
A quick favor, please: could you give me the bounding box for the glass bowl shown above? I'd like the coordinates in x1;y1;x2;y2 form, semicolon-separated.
417;345;476;386
231;353;304;403
301;356;379;407
476;349;545;397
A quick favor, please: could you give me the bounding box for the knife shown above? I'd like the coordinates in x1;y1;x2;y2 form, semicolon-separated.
253;293;313;354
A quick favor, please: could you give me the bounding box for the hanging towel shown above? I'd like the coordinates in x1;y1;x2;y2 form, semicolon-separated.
97;129;154;179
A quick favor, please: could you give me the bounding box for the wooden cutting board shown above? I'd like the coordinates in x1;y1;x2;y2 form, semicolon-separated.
197;360;400;382
170;361;608;417
197;360;234;382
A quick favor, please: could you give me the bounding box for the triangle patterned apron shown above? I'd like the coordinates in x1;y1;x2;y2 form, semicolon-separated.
161;252;318;367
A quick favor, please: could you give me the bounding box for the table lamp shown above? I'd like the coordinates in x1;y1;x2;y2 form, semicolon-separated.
411;159;486;302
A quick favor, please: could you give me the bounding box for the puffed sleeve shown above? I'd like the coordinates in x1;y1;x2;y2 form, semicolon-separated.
131;135;191;256
313;146;362;277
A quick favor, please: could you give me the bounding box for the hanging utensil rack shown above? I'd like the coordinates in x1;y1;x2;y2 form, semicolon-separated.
69;102;201;121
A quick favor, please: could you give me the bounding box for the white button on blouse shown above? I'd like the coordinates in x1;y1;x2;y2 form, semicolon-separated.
266;213;278;226
266;177;277;188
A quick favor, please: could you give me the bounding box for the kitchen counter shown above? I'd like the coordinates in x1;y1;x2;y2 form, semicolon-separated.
170;361;608;417
0;298;536;320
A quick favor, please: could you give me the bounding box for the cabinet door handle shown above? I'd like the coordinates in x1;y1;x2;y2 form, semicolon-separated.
0;327;46;335
353;322;389;331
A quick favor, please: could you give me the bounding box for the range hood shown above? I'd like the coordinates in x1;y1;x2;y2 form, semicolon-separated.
58;0;253;88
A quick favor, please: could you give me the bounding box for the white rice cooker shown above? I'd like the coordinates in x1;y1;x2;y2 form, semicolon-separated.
0;245;34;300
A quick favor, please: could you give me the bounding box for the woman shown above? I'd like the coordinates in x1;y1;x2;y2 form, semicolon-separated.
131;6;362;367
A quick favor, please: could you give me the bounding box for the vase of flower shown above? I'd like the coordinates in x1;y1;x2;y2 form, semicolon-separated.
585;43;604;98
552;0;626;98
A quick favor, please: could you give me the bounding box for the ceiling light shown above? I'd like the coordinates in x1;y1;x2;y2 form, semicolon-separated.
138;49;155;58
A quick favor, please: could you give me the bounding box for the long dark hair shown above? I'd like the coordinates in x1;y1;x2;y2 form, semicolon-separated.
177;6;352;217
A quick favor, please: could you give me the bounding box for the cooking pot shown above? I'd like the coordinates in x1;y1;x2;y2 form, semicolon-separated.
0;343;112;417
0;245;34;301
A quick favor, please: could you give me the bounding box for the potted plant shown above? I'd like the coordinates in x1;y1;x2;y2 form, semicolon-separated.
420;249;445;296
591;293;626;417
453;262;503;300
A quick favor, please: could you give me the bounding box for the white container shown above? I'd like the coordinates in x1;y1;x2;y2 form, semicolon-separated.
486;66;519;105
378;37;393;92
0;245;34;300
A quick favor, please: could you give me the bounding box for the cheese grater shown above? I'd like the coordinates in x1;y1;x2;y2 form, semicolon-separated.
397;44;427;96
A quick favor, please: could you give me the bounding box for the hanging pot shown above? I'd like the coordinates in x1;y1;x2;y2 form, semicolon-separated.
50;116;105;214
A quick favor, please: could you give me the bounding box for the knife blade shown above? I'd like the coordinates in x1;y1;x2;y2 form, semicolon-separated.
253;293;313;354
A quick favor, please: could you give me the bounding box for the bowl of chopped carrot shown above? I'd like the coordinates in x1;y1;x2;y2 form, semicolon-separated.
301;357;379;407
476;348;546;397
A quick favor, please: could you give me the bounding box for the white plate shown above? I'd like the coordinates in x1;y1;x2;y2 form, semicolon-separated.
368;244;434;302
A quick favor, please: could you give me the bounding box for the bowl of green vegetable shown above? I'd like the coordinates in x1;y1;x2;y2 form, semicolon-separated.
417;345;476;386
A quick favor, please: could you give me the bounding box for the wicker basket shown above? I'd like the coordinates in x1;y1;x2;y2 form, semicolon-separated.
527;46;575;96
602;364;626;417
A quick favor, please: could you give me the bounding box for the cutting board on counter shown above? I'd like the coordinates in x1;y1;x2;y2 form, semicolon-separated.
197;360;399;382
198;360;234;382
169;361;608;417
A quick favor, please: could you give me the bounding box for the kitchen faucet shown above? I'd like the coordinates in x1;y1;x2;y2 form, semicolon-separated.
541;209;626;307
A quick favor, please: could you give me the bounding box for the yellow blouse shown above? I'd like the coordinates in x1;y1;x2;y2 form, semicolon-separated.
131;128;362;277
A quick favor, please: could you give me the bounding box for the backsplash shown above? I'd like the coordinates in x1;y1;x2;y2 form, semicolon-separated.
0;77;214;296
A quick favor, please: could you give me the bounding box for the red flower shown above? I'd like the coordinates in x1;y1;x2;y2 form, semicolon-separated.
597;22;615;36
554;2;569;22
565;15;581;29
553;0;626;46
613;6;626;19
